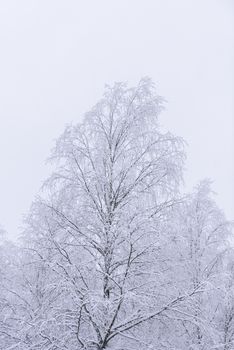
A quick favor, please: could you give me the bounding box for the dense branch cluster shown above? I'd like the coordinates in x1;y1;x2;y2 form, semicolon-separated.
0;79;233;350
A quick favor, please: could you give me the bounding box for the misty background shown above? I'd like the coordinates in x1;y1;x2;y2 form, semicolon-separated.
0;0;233;239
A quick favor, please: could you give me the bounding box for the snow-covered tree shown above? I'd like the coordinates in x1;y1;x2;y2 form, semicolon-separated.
163;181;232;349
0;79;232;350
21;78;196;350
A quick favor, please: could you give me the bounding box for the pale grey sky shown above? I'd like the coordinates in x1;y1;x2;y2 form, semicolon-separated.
0;0;233;239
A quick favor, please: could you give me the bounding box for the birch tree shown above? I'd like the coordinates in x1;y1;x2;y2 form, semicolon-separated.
21;78;195;350
165;180;232;349
1;78;232;350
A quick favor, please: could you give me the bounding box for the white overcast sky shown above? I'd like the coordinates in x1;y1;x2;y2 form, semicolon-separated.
0;0;233;239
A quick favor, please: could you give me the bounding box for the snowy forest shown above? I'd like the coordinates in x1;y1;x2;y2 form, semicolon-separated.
0;79;233;350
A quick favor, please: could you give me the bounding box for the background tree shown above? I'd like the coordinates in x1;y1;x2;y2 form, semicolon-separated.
164;180;232;349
